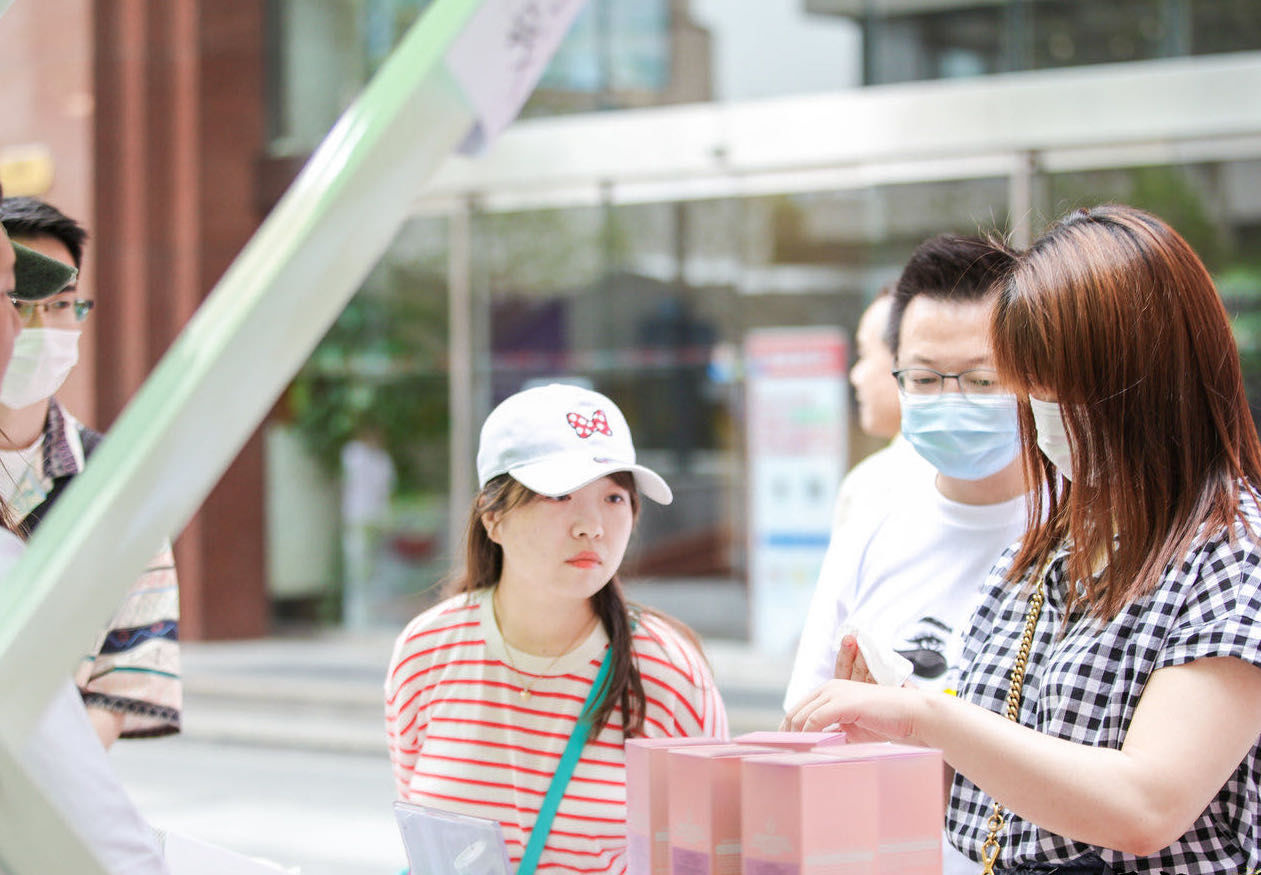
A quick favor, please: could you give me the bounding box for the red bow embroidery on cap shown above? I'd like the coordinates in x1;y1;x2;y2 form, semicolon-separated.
567;410;612;439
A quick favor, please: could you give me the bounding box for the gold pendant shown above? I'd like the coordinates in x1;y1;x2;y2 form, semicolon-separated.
519;688;531;700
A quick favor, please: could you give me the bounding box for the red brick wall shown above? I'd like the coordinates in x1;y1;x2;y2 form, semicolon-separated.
91;0;269;639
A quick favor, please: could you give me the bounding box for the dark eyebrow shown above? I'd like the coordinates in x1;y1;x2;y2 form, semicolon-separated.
907;354;992;368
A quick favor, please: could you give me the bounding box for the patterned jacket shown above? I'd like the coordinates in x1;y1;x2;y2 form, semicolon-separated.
15;399;182;738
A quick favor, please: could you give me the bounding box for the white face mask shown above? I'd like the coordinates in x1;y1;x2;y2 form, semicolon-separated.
1029;396;1073;481
0;327;81;409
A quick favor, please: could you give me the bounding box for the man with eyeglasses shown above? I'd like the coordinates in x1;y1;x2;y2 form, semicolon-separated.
0;184;168;872
0;197;181;751
787;232;1027;701
785;235;1026;875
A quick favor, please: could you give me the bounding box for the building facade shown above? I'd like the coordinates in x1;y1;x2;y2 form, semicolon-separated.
2;1;1259;640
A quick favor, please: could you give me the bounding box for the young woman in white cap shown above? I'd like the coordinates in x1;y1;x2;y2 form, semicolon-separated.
386;383;727;873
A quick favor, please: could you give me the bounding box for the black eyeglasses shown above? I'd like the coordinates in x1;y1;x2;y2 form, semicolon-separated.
892;366;1006;398
9;297;95;324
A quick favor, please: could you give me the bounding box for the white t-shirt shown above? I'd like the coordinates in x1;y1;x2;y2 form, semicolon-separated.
785;446;1027;875
0;434;47;512
785;450;1027;707
828;435;933;534
340;439;395;525
0;528;169;875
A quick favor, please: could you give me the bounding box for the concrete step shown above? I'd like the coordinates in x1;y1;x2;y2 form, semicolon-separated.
181;694;784;755
177;634;792;753
182;677;786;754
182;694;388;756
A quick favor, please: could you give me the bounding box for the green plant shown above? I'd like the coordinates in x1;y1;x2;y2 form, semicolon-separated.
285;263;450;495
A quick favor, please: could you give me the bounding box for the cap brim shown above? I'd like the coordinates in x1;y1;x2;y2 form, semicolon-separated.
509;456;673;505
12;240;77;301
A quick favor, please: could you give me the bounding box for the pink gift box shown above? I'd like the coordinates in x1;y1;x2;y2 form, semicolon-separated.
667;744;779;875
626;737;724;875
821;744;943;875
741;752;880;874
732;731;848;752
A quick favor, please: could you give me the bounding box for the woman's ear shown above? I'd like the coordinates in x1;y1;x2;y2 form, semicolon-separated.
482;511;501;545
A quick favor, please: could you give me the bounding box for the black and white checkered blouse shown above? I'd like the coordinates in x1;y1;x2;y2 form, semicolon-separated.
947;499;1261;874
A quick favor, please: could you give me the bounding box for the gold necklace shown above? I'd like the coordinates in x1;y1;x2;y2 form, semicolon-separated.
492;591;598;700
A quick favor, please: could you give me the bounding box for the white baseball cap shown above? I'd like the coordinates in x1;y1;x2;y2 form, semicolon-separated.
476;383;673;505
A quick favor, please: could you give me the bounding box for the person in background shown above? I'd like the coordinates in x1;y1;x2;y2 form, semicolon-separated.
0;197;181;748
826;288;935;546
786;205;1261;875
0;194;168;873
339;429;396;629
386;383;727;873
850;288;902;440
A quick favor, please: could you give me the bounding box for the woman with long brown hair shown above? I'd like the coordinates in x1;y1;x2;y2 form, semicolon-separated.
386;383;727;873
785;205;1261;874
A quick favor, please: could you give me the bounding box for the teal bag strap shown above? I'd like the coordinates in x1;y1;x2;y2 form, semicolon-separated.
516;645;613;875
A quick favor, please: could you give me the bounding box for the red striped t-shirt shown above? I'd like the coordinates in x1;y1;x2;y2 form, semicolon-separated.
385;589;728;873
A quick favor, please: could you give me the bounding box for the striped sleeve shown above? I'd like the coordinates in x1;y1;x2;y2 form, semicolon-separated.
632;613;729;740
385;596;483;798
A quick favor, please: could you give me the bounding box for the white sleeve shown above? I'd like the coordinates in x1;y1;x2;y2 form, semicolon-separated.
783;520;858;711
0;528;166;873
828;460;863;532
24;682;169;874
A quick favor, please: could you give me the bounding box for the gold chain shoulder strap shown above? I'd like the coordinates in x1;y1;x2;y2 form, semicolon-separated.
979;554;1056;875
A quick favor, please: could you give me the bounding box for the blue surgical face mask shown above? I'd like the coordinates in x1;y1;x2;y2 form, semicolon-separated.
900;392;1021;481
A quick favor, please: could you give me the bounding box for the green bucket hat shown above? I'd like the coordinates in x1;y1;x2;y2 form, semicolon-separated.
11;239;77;301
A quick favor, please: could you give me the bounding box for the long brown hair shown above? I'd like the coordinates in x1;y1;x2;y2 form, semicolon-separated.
992;204;1261;618
449;471;654;735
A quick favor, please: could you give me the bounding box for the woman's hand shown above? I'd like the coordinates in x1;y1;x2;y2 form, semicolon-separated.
779;678;926;744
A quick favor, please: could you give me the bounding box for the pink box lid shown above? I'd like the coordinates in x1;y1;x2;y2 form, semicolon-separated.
733;730;848;750
670;743;777;760
816;741;939;760
626;735;725;751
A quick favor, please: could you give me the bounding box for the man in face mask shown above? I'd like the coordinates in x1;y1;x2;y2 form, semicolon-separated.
785;236;1024;875
786;233;1025;702
0;197;181;750
0;199;169;872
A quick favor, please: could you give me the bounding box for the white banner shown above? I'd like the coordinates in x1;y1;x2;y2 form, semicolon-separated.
745;328;848;654
446;0;587;154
